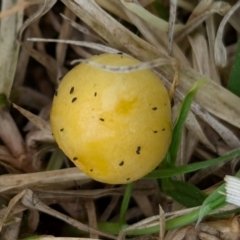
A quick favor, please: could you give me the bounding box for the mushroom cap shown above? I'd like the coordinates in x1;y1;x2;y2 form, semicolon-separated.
50;53;172;184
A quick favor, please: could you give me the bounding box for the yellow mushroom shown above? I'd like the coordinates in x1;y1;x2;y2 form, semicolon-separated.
50;53;172;184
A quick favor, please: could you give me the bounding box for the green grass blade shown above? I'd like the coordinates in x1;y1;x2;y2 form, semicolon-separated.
165;194;227;231
46;148;65;171
126;197;230;235
161;178;207;207
197;171;240;224
98;222;127;235
197;184;226;225
58;199;240;237
167;79;206;166
0;93;8;109
119;183;133;227
145;147;240;178
152;0;169;20
228;40;240;97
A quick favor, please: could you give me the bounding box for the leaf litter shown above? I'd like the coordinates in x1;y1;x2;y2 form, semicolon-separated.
0;0;240;239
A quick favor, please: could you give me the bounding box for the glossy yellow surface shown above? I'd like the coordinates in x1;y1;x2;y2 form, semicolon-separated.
50;53;172;184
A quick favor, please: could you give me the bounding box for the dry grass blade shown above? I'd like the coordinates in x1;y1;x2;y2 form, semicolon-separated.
18;0;57;41
187;0;213;23
73;57;177;73
159;206;165;240
100;196;120;221
205;16;221;84
34;187;127;201
117;217;159;240
189;34;210;77
29;237;101;240
86;200;98;239
19;42;59;83
28;38;121;54
27;184;156;210
60;14;103;42
133;195;154;217
11;87;50;109
185;111;215;152
175;2;231;42
96;0;130;22
0;168;89;194
66;0;159;58
168;0;178;56
1;212;22;240
164;227;189;240
0;109;28;169
120;0;183;32
17;0;62;85
200;113;240;149
188;149;219;185
0;0;23;97
14;28;34;87
182;81;240;129
24;209;40;236
21;189;117;239
56;7;76;79
0;189;26;231
13;103;51;133
214;1;240;67
165;207;200;220
120;0;190;65
0;0;42;19
184;131;198;165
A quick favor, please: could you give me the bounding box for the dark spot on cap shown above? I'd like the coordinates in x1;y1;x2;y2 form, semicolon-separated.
90;169;93;172
152;107;157;110
136;146;141;154
72;97;77;103
73;157;78;161
58;76;63;81
60;128;64;132
94;92;97;97
119;161;124;166
117;52;123;55
153;130;158;133
70;87;74;94
126;178;130;181
100;118;105;121
162;128;166;131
